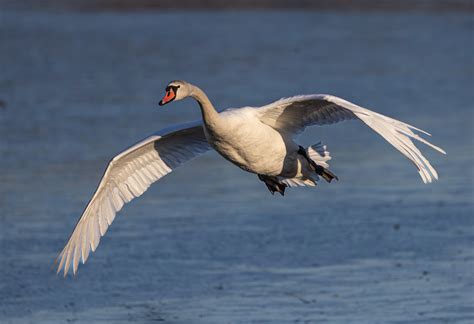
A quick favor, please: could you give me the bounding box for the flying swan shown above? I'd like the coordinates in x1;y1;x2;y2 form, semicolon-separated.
56;80;445;276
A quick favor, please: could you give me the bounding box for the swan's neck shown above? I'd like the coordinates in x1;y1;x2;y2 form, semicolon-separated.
189;85;220;127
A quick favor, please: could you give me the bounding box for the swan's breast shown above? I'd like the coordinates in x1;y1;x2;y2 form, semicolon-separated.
204;110;290;175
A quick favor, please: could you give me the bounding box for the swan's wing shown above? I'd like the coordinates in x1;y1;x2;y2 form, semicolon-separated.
255;94;446;183
56;120;210;276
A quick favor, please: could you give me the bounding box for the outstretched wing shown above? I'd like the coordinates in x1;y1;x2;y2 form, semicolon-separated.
254;94;446;183
56;120;210;276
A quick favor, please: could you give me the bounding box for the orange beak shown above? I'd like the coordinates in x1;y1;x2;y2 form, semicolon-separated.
159;88;176;106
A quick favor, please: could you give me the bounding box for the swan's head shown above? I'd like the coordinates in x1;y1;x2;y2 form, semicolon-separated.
158;80;191;106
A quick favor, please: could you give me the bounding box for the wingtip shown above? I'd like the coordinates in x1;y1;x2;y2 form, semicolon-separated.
433;146;446;155
405;122;432;137
53;259;61;276
55;251;65;276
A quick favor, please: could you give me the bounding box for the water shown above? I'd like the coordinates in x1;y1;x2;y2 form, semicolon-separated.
0;8;473;323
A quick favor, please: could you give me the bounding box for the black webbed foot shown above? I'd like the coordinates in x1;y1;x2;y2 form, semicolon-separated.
297;145;338;183
258;174;287;196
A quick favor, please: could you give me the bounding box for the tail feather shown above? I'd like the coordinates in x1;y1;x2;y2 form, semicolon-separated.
306;142;331;168
281;177;317;187
279;142;338;190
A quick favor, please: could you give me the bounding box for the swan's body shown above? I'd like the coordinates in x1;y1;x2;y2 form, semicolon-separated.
205;108;300;177
56;80;445;276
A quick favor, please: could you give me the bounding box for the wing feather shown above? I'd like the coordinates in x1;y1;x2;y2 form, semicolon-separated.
255;94;445;183
56;120;210;276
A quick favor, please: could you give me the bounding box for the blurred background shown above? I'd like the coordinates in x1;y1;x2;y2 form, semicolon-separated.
0;1;473;323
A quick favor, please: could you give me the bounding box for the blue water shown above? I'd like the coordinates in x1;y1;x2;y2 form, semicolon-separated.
0;9;473;323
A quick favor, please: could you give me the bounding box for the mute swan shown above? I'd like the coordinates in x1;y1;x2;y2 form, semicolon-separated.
56;80;445;276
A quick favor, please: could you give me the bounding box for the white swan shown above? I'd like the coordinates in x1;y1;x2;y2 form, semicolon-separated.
56;80;445;276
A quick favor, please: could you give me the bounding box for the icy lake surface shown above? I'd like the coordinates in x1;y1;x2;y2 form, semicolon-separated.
0;8;473;323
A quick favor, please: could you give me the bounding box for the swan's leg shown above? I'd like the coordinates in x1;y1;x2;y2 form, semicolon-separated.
258;174;287;196
297;146;338;183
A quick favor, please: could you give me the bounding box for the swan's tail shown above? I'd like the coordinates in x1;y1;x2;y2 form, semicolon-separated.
280;143;338;189
305;143;338;183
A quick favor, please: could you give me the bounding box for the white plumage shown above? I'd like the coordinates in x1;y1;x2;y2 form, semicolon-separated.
255;94;445;183
57;121;210;276
57;81;445;276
